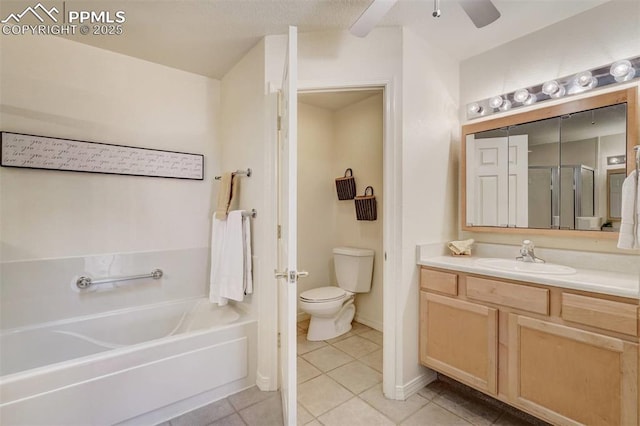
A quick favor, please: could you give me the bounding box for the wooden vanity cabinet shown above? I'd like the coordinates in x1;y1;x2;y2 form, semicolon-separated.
419;266;640;426
508;314;638;425
420;292;498;394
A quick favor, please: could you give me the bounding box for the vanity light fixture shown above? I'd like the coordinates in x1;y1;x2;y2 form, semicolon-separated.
468;102;483;115
489;95;504;109
512;89;529;103
568;70;598;94
610;59;636;82
541;80;566;98
466;55;640;120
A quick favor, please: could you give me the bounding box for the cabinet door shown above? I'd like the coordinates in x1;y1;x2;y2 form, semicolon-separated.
420;292;498;394
508;314;638;426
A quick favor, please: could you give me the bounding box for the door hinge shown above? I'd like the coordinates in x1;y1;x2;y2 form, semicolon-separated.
277;225;282;239
277;332;281;348
277;115;282;131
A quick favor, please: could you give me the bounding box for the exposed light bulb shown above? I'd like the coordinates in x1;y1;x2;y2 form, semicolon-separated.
468;103;483;115
513;89;530;103
488;96;504;109
499;99;512;111
610;60;636;82
610;60;632;78
523;93;537;105
574;71;597;89
541;80;566;98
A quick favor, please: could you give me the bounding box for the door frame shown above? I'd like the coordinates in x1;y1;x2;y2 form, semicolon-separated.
296;79;400;400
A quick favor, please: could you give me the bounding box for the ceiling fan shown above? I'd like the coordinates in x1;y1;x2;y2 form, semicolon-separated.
350;0;501;37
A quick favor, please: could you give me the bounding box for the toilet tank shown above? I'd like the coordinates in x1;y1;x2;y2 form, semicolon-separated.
333;247;374;293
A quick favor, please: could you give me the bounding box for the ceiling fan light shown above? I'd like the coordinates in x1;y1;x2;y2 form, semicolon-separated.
488;96;504;109
513;89;530;103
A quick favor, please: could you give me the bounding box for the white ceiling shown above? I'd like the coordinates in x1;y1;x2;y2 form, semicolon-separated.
2;0;610;79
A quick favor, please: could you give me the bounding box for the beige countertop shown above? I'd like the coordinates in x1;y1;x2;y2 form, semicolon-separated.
417;243;640;299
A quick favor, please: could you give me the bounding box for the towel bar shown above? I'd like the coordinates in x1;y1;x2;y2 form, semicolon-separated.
634;145;639;195
214;168;252;180
242;209;257;218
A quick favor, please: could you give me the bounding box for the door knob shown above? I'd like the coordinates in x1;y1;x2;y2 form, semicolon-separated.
274;269;309;280
274;269;288;279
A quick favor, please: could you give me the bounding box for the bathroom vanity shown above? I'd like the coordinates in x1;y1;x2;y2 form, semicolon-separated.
417;244;639;426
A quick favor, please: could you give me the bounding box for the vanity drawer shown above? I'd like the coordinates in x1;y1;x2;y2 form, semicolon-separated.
420;268;458;296
466;277;549;315
562;293;638;336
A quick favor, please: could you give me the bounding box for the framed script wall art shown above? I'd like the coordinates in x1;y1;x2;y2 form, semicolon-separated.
0;132;204;180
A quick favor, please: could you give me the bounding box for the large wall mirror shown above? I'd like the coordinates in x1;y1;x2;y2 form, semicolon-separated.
462;88;638;238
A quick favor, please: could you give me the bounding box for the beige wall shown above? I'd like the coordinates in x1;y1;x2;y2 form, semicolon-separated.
218;40;279;390
297;102;336;296
460;1;640;253
0;35;220;261
333;93;384;329
401;28;460;385
297;93;384;330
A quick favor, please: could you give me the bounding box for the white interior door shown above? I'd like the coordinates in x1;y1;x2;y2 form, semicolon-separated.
507;135;528;228
467;135;528;227
466;136;509;227
277;25;298;426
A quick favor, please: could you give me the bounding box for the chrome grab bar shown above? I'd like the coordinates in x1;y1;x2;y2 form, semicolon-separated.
76;269;163;289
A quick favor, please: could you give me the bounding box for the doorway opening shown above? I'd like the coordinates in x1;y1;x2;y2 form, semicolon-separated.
295;88;386;420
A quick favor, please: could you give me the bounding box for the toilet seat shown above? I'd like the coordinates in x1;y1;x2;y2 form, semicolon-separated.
299;286;346;303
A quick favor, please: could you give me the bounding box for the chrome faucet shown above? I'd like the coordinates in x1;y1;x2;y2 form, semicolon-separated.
516;240;545;263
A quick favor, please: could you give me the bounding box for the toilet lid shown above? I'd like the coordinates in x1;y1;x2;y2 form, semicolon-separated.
300;286;346;302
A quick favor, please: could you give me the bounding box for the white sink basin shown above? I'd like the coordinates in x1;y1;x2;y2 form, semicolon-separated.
475;258;577;275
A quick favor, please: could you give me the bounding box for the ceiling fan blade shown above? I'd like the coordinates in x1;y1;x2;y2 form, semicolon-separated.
350;0;398;37
458;0;501;28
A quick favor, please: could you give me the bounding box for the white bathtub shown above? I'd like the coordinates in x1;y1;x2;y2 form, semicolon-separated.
0;298;257;425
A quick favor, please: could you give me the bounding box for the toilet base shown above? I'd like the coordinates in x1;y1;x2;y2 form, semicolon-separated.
306;302;355;341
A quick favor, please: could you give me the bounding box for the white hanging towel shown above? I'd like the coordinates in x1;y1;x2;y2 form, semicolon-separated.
617;170;639;250
210;210;253;305
209;212;229;305
242;212;253;296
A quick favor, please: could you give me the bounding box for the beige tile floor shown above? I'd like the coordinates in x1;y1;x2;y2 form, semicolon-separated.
161;320;544;426
161;386;282;426
297;319;543;426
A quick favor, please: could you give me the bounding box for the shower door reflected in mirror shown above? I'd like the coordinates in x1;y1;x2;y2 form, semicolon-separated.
559;104;627;230
607;168;626;221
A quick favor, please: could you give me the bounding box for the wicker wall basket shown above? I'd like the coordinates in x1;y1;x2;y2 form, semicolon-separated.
335;168;356;200
354;186;377;221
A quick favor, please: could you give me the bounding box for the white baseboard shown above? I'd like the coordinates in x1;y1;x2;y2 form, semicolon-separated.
255;372;276;391
354;314;383;332
394;369;437;400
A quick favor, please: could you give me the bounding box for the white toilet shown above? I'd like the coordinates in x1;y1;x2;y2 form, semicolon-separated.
299;247;374;341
